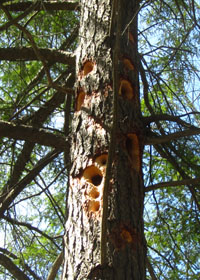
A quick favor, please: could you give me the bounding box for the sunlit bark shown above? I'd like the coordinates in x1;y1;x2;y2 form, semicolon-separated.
63;0;146;279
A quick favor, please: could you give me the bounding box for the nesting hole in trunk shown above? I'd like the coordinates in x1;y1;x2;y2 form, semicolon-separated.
83;61;94;76
88;187;100;199
128;32;135;44
121;229;133;243
119;80;134;99
88;200;100;212
123;58;134;71
125;134;140;172
76;91;85;111
95;154;108;167
91;174;102;186
83;165;103;186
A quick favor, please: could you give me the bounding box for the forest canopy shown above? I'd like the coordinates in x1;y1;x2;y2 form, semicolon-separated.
0;0;199;279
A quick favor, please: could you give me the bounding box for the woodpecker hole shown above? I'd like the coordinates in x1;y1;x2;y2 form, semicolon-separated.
83;165;103;186
128;32;135;44
83;61;94;76
88;200;100;212
88;187;100;199
76;91;85;111
91;174;102;186
123;58;134;71
95;154;108;167
121;229;133;243
126;134;140;172
126;137;132;154
119;80;134;99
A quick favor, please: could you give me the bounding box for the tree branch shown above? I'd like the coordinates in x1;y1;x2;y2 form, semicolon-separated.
0;253;30;280
2;79;73;197
148;245;174;269
0;47;75;65
1;4;53;87
146;257;158;280
4;1;79;12
0;120;69;149
0;248;41;280
0;149;61;217
145;177;200;192
143;113;196;127
0;1;39;32
2;215;60;249
47;252;63;280
145;128;200;145
154;144;200;212
12;28;77;105
0;248;17;260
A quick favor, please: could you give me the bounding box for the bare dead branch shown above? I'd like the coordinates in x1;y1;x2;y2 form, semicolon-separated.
33;175;65;225
47;252;64;280
0;120;69;149
146;257;158;280
0;1;39;32
0;248;41;280
0;47;75;65
143;113;196;127
148;245;174;270
145;177;200;192
6;142;35;190
0;253;30;280
0;248;17;260
139;55;154;115
4;1;80;12
145;128;200;145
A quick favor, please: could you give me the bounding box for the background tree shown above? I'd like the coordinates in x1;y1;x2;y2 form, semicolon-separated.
0;0;199;279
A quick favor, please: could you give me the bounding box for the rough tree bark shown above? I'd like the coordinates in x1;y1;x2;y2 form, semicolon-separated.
63;0;146;279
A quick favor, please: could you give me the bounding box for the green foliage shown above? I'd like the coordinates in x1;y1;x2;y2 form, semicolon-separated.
0;2;78;279
140;0;200;279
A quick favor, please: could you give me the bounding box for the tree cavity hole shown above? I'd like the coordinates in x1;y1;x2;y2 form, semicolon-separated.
121;229;133;243
76;91;85;111
91;175;102;186
123;58;134;71
88;200;100;212
126;137;132;155
83;61;94;76
95;154;108;167
83;165;103;186
119;80;134;99
128;32;134;44
126;134;140;172
89;187;100;199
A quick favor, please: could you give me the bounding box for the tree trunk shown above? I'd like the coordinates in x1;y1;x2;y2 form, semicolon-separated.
63;0;146;279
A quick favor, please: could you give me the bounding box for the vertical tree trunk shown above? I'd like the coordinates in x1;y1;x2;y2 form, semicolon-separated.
63;0;146;279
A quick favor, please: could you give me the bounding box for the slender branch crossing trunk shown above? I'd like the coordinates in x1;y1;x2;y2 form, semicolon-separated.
63;0;146;279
